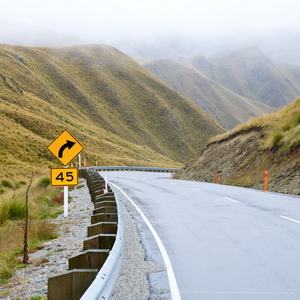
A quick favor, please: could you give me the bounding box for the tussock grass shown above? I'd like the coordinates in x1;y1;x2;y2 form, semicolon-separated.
0;44;224;183
210;97;300;153
37;177;50;188
142;57;273;130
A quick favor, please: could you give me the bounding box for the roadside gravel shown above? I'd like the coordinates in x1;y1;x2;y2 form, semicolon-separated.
111;197;166;300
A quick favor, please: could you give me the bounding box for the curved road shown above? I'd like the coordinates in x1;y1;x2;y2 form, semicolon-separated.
101;171;300;300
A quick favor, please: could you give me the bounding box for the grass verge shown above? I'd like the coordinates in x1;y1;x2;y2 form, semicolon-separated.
0;176;64;285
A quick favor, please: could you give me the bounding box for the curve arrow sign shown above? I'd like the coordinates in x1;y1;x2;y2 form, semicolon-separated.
58;140;76;158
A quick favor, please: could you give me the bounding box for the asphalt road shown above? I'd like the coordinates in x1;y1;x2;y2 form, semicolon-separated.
101;171;300;300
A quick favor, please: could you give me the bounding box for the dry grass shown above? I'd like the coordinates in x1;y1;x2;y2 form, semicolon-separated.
210;97;300;153
0;44;224;183
142;58;273;130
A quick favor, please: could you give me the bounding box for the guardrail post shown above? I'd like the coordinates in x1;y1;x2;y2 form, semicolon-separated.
87;222;118;237
83;234;116;251
48;269;98;300
68;250;110;271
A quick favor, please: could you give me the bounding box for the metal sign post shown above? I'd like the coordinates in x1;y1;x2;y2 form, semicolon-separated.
64;186;68;217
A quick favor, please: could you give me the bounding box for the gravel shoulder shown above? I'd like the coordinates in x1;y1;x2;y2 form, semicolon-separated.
111;191;167;300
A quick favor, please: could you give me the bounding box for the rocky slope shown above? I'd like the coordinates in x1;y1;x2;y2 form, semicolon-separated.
177;98;300;195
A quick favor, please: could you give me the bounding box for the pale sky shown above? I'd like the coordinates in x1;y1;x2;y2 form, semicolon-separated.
1;0;299;44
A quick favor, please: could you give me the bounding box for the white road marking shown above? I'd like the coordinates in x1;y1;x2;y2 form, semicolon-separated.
224;197;239;203
180;291;299;295
170;182;176;185
280;215;300;224
109;181;182;300
192;188;202;191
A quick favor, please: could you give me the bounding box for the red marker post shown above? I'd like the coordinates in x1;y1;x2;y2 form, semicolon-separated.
264;171;267;192
84;158;86;169
169;170;174;179
217;173;219;184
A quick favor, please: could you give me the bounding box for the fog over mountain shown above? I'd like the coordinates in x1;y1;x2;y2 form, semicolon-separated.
1;0;300;65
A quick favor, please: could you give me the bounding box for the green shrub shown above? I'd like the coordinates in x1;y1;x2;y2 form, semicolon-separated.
0;257;14;284
38;177;50;188
50;209;64;219
7;196;26;220
0;204;9;224
1;179;15;190
272;133;284;146
282;124;291;132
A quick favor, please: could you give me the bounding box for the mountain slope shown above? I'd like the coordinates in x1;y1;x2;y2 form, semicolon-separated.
176;97;300;195
186;47;300;108
141;58;273;130
0;44;224;182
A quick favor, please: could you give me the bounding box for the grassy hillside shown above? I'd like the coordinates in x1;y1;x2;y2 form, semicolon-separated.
177;97;300;195
141;58;273;130
0;44;224;185
187;47;300;108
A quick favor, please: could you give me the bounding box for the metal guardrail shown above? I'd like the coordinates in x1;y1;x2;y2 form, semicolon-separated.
88;166;181;172
48;170;123;299
80;188;124;300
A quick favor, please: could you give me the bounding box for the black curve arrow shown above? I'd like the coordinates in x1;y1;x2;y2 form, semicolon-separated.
58;140;76;158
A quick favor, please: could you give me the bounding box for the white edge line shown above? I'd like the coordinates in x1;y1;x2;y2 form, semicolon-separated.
109;181;182;300
224;197;239;203
280;215;300;224
192;188;202;191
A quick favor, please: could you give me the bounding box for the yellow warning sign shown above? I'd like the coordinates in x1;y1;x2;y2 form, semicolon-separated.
51;168;78;186
47;130;84;166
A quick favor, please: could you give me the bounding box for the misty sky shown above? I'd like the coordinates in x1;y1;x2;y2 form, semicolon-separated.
1;0;299;44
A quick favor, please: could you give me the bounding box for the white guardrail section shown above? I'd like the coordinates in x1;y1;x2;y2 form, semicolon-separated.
81;188;124;300
89;166;181;172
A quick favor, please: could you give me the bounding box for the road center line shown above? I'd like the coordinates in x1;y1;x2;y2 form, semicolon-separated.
224;197;239;203
280;215;300;224
109;181;181;300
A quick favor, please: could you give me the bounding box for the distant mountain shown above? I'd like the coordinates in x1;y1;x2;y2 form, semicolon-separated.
176;97;300;195
141;57;273;130
113;30;300;66
186;47;300;108
0;44;224;181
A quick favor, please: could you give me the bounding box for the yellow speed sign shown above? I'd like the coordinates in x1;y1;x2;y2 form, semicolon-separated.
51;168;78;186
